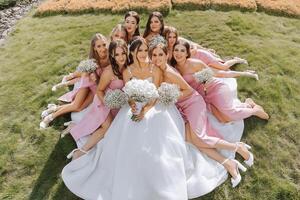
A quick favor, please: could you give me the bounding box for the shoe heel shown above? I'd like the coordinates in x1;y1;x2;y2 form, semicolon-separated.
231;173;241;188
245;144;252;149
244;152;254;167
235;160;247;172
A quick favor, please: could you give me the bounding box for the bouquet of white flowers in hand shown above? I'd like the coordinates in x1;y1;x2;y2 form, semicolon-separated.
76;59;98;73
123;79;159;120
104;89;128;109
193;68;214;83
158;83;181;106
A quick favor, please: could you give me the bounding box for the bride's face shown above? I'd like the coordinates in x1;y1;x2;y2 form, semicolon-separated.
94;39;108;60
151;47;167;69
114;47;127;67
134;43;148;63
173;44;188;63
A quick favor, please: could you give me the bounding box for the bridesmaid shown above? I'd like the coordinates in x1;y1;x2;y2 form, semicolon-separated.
171;40;269;123
143;11;164;43
68;39;127;159
124;11;140;43
149;39;254;187
164;26;249;70
40;33;109;129
110;24;128;43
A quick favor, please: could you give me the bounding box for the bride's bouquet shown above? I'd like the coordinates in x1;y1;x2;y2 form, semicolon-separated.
158;83;181;106
123;79;159;120
76;59;98;73
193;68;214;83
104;89;128;109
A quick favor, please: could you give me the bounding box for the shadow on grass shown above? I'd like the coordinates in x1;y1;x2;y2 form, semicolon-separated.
28;133;79;200
243;117;269;138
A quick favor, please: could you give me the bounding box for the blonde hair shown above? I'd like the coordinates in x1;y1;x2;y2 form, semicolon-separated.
89;33;108;66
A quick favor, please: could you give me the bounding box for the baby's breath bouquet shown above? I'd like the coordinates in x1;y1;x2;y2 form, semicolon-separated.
193;68;214;83
158;82;181;106
104;89;128;109
123;79;159;120
76;59;98;73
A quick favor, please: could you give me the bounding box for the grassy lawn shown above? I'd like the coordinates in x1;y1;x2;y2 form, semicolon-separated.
0;9;299;200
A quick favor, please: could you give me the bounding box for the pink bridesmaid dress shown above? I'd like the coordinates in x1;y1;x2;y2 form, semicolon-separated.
183;74;254;121
58;68;103;102
191;49;224;66
176;90;223;147
69;79;124;141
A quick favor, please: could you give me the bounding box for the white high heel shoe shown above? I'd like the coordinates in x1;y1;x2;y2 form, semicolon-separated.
243;144;254;167
235;142;254;167
39;114;54;129
222;158;247;188
67;148;88;159
61;121;74;138
52;82;66;91
41;104;58;119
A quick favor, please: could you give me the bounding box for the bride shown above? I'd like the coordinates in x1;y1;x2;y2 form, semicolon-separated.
62;37;191;200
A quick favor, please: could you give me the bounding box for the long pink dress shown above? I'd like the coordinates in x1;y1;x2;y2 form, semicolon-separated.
191;49;224;66
183;74;254;121
70;79;124;141
176;90;223;147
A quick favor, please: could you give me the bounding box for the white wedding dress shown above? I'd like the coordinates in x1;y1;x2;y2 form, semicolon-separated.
62;78;244;200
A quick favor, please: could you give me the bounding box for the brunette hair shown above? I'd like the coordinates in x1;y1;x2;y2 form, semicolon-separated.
163;26;178;47
143;11;164;38
170;39;191;67
128;37;148;66
124;11;140;37
108;39;128;79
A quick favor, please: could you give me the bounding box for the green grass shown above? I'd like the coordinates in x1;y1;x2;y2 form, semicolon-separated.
0;9;299;200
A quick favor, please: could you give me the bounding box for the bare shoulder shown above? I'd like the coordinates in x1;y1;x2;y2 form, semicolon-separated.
166;66;181;80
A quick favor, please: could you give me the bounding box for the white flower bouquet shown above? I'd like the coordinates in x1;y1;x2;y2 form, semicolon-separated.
158;82;181;106
193;68;214;83
76;59;98;73
123;79;159;119
104;89;128;109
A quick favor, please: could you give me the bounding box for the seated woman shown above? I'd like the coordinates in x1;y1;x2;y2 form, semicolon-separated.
164;26;249;71
171;39;269;123
143;11;164;43
40;33;110;129
123;10;140;44
149;39;254;188
67;39;127;160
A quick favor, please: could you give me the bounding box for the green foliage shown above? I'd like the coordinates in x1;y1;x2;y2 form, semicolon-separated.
0;9;299;200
